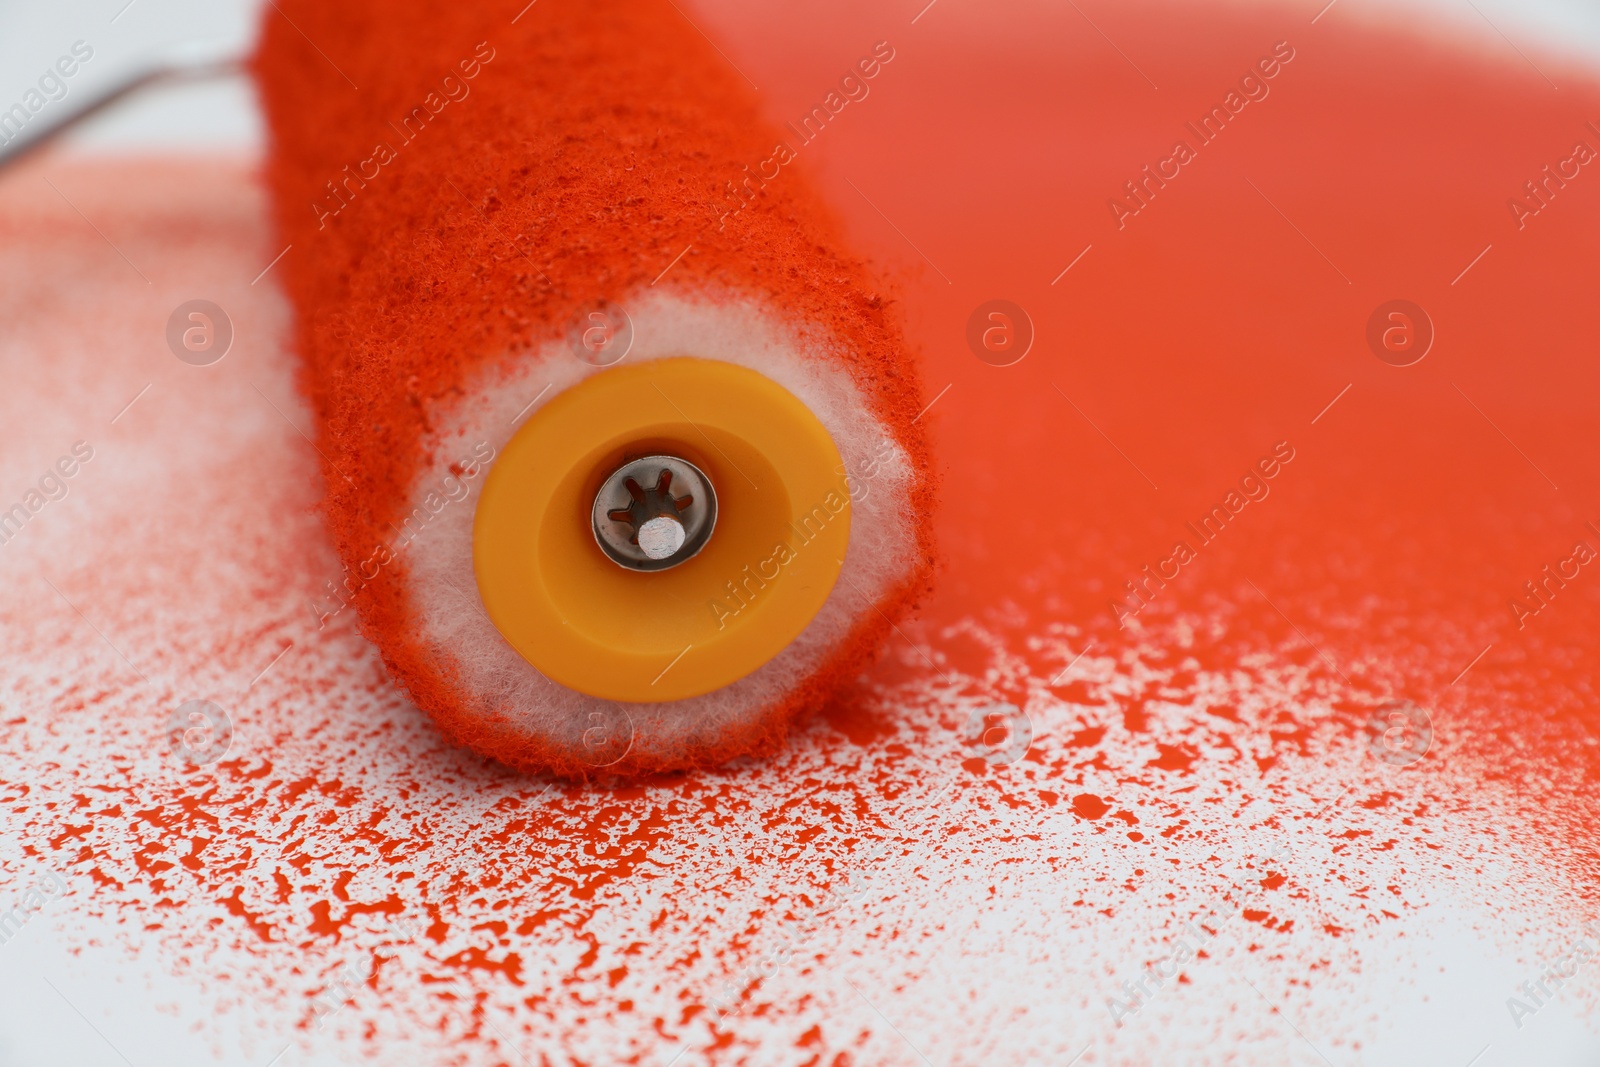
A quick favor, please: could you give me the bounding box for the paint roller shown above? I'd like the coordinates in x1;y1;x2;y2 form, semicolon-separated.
255;0;936;776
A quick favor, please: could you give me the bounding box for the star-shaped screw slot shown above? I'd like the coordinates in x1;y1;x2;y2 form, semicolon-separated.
608;468;694;546
591;454;718;570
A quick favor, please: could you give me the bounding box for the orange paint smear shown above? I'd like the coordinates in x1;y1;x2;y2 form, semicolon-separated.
1;0;1599;1063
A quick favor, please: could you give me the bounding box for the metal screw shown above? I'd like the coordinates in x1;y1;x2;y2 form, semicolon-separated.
636;515;686;559
591;455;717;571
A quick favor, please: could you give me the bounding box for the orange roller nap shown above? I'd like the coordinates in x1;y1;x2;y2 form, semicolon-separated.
255;0;935;776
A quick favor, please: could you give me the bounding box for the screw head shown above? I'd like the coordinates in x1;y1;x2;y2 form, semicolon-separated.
591;454;717;571
636;515;686;559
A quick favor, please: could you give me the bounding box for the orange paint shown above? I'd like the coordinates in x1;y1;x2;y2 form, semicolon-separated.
1;0;1598;1062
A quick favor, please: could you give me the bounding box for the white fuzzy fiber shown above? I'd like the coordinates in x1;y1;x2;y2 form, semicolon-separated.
401;287;917;766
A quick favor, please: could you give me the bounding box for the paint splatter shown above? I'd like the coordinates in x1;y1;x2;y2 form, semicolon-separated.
1;0;1599;1063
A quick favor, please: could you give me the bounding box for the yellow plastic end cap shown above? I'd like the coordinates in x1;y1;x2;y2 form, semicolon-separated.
473;356;851;702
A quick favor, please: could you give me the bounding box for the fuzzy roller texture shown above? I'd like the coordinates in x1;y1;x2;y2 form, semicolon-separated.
255;0;936;776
